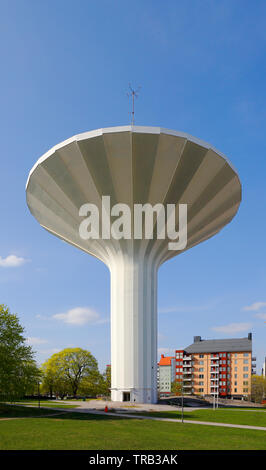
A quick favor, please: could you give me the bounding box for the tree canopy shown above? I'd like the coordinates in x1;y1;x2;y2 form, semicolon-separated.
251;375;266;403
41;348;102;397
171;380;183;396
0;304;41;399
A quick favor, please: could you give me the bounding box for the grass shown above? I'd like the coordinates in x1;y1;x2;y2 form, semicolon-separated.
0;404;265;450
0;411;265;450
124;408;266;427
0;403;63;418
11;401;78;409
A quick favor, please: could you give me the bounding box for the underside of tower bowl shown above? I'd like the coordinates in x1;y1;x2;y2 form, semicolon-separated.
26;126;241;404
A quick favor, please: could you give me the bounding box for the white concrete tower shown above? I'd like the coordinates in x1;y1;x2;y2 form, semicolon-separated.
26;126;241;403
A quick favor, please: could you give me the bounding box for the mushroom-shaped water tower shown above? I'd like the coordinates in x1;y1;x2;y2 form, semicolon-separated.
26;126;241;403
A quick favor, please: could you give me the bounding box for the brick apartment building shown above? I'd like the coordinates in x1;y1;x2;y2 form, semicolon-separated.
175;333;256;399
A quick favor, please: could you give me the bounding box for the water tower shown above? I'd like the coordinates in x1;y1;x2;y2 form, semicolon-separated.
26;126;241;403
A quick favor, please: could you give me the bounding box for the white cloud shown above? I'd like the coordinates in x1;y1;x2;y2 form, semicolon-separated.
0;254;28;267
26;337;48;345
255;313;266;320
53;307;101;326
211;322;252;335
243;302;266;311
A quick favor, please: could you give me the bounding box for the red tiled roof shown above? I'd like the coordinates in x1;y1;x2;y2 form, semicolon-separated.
158;354;174;366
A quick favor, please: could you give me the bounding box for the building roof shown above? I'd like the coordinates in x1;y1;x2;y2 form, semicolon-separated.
185;336;252;354
158;354;175;366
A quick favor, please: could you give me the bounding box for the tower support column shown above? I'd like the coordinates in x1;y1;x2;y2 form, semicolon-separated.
110;253;158;403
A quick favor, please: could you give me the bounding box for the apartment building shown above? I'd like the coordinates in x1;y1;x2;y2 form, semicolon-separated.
175;333;255;399
158;354;176;397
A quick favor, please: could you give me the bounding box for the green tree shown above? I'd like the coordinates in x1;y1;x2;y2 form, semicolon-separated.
79;369;106;397
251;375;266;403
102;365;111;396
0;304;41;400
41;348;99;398
40;360;69;398
81;364;111;397
171;380;183;396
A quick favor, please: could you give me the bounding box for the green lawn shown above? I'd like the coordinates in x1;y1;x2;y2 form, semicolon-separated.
11;401;78;409
0;406;265;450
125;408;266;427
0;403;63;418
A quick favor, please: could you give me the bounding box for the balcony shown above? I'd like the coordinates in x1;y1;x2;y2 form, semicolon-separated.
252;357;256;362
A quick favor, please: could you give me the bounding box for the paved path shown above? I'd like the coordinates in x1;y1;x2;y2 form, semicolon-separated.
3;403;266;431
61;399;211;412
53;399;266;413
21;404;266;431
74;408;266;431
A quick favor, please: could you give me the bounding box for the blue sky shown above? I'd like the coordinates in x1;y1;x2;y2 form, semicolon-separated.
0;0;265;373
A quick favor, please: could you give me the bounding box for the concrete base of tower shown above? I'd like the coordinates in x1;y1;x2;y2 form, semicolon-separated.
111;388;158;404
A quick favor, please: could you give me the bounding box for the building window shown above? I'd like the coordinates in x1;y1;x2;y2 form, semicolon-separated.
243;374;248;378
244;353;248;357
199;361;204;365
243;367;248;371
199;368;203;372
243;388;248;392
235;360;237;364
199;354;204;358
234;388;237;392
244;360;248;364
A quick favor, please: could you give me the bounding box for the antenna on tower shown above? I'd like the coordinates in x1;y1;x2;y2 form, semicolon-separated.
127;83;141;125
